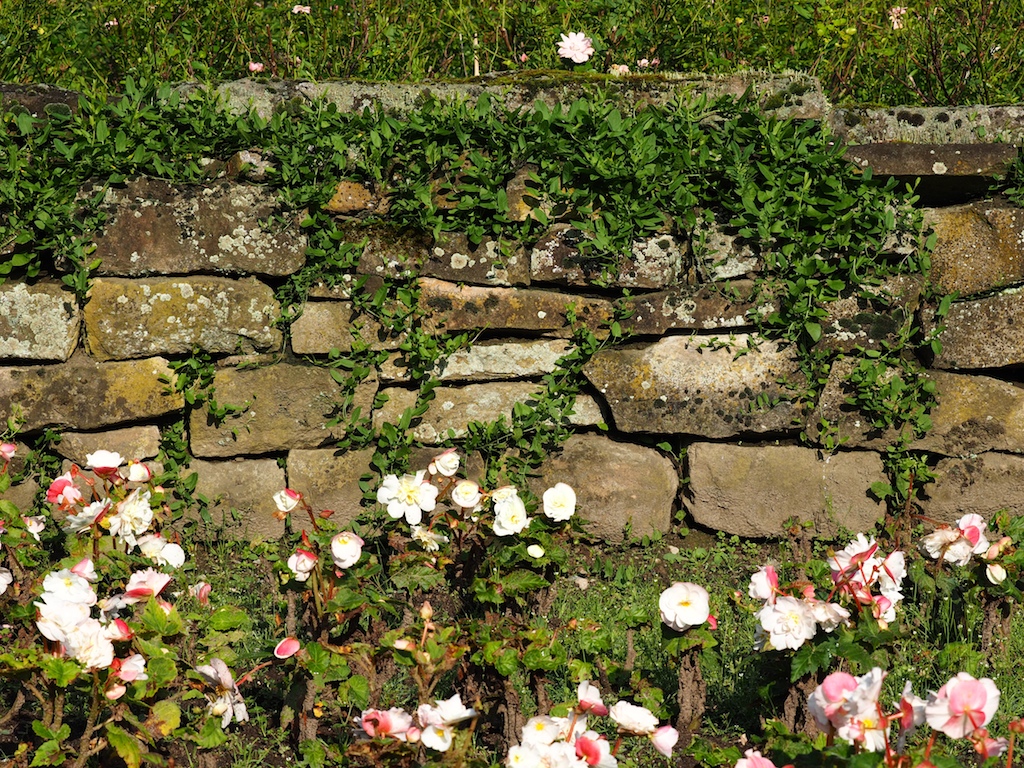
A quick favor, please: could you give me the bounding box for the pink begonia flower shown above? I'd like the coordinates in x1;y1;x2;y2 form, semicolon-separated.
47;471;82;509
190;581;212;606
748;564;778;602
925;673;1000;739
830;533;880;584
0;442;15;461
542;482;576;522
287;548;317;582
105;682;127;700
986;563;1007;584
608;701;658;735
22;515;45;541
637;58;650;68
330;531;364;568
429;448;460;477
577;680;609;716
888;6;907;29
274;637;301;659
735;749;780;768
651;724;679;758
973;731;1009;758
451;479;482;509
659;581;710;631
123;460;152;482
124;568;172;599
273;488;302;513
104;618;134;641
361;707;413;739
957;513;990;551
116;653;148;682
86;449;123;475
609;64;630;76
809;670;859;728
291;4;311;13
377;471;438;526
575;731;616;767
834;668;887;752
557;32;594;64
248;61;265;73
70;558;98;582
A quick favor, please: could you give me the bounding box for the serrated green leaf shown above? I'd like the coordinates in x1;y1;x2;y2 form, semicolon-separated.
206;606;249;631
106;724;143;768
30;740;64;767
40;656;81;687
195;716;228;748
145;700;181;737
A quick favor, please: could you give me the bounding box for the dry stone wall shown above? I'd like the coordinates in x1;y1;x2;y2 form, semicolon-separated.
3;76;1024;542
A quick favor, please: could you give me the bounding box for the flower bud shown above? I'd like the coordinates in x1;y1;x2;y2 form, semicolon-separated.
419;601;433;621
986;563;1007;585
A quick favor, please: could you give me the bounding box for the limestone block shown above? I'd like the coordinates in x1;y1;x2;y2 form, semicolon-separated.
185;458;286;539
85;276;281;361
286;447;376;528
379;339;572;382
324;180;390;215
817;275;923;354
354;225;431;279
691;218;760;280
530;434;677;542
89;178;306;276
0;354;182;432
685;443;885;538
913;372;1024;457
843;143;1016;178
56;426;162;464
1;478;38;512
188;364;378;457
424;232;530;287
617;282;756;334
923;454;1024;523
923;289;1024;370
583;334;806;438
374;382;601;444
0;282;80;361
926;201;1024;297
829;106;1024;145
417;278;614;336
290;301;401;355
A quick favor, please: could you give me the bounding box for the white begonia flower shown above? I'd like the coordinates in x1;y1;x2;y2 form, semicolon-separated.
63;617;116;670
123;460;152;482
22;515;45;541
287;550;317;582
65;500;110;534
608;701;658;735
196;658;249;729
557;31;594;64
42;569;97;606
86;450;124;473
757;595;817;650
810;599;851;633
526;544;545;559
520;715;561;746
506;743;545;767
451;479;482;509
420;724;454;752
920;527;973;566
410;525;448;553
542;482;576;522
377;471;439;526
0;566;12;595
492;491;530;536
330;531;364;568
108;488;154;548
429;448;460;477
273;488;301;513
36;597;91;643
987;563;1008;584
659;582;710;631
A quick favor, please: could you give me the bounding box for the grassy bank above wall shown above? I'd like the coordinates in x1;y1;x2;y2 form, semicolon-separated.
2;0;1024;105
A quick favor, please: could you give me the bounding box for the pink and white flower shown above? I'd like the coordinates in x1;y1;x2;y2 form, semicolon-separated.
748;564;779;602
557;32;594;64
608;701;658;735
735;749;780;768
124;568;172;600
428;448;460;477
274;637;301;659
86;450;123;476
925;673;1000;739
330;531;364;568
273;488;302;513
47;472;82;509
577;680;609;716
361;707;413;739
196;658;249;728
287;548;317;582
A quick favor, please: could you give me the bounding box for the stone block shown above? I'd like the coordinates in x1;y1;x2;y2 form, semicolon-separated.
926;201;1024;297
424;232;529;286
379;339;572;382
417;278;614;336
185;458;286;539
923;289;1024;370
912;372;1024;457
686;443;886;538
188;364;378;457
286;447;376;529
85;276;281;361
844;143;1017;178
583;334;806;438
290;301;401;355
0;354;182;432
530;434;677;542
89;178;306;276
354;225;431;279
618;282;756;335
0;282;80;361
55;426;162;464
923;454;1024;524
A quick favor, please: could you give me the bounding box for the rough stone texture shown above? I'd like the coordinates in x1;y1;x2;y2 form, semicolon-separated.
85;276;282;361
2;478;39;512
583;335;806;438
829;106;1024;144
286;448;376;528
923;290;1024;370
923;454;1024;523
291;301;402;354
194;73;825;121
0;354;182;432
0;282;80;361
529;434;677;542
844;143;1017;178
189;364;378;457
185;458;286;539
926;201;1024;297
417;278;614;336
324;180;390;215
380;339;572;382
818;275;923;354
505;164;559;223
0;84;79;117
686;443;886;538
374;383;601;443
531;225;687;289
618;282;756;335
912;372;1024;457
424;232;530;287
89;178;306;276
55;426;162;464
354;225;432;279
692;218;760;280
225;150;275;181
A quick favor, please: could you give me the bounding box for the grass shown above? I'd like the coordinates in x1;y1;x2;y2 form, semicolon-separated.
1;0;1023;105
